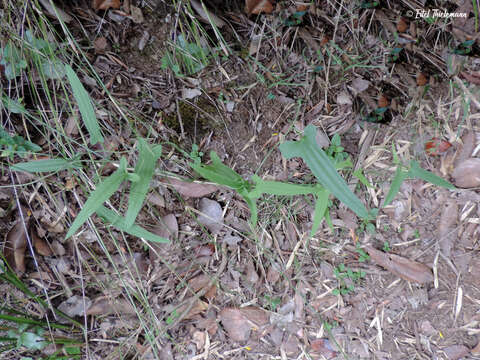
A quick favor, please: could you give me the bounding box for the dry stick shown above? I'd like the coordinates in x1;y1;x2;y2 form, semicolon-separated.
175;98;186;139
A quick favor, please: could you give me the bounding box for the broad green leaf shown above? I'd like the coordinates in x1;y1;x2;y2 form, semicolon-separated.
311;188;330;236
409;160;456;189
383;166;409;207
65;64;103;145
125;140;162;228
11;158;81;173
249;175;320;198
19;332;46;350
280;125;370;219
65;158;127;239
239;191;258;226
1;95;26;114
96;206;169;243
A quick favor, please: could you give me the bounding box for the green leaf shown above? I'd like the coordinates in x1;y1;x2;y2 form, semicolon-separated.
311;188;330;236
249;175;320;198
65;158;127;239
352;169;373;188
408;160;456;189
1;95;26;114
383;166;409;207
11;158;81;173
19;332;46;350
125;140;162;228
65;64;103;145
96;206;169;243
280;125;370;219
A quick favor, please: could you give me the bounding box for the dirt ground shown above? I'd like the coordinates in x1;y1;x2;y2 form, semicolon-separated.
2;0;480;359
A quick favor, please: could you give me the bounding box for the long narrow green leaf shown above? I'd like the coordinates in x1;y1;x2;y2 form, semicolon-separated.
249;175;320;198
125;140;162;228
383;166;409;207
96;206;169;243
65;64;103;145
11;158;81;173
311;188;330;236
280;125;370;219
409;160;456;189
65;158;127;239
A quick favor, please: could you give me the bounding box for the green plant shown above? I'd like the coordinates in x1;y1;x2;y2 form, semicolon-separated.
383;241;390;252
263;295;281;311
161;34;210;77
383;144;455;208
0;127;42;159
355;246;370;262
332;263;365;296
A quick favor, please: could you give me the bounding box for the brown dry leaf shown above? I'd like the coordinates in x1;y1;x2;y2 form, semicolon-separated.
245;0;273;15
31;229;52;256
452;158;480;188
460;71;480;85
397;17;408;33
438;200;458;256
416;72;428;86
149;214;178;261
455;131;476;167
94;37;108;54
365;245;433;284
92;0;120;11
86;296;136;316
219;307;269;342
378;93;389;108
192;331;206;350
163;177;218;198
4;221;28;273
190;0;226;28
441;345;470;360
310;338;337;359
188;274;217;300
37;0;72;23
182;299;209;320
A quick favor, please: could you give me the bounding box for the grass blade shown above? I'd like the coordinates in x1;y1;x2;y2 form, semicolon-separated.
409;160;456;189
383;166;409;207
11;158;81;173
96;206;169;243
125;139;162;228
249;175;320;198
280;125;370;219
65;64;103;145
65;158;127;239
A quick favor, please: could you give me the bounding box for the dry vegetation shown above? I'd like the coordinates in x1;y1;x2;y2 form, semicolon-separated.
1;0;480;359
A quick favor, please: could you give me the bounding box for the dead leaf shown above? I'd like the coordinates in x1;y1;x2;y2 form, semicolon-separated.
441;345;470;360
58;295;92;318
31;229;52;256
425;137;452;156
438;200;458;256
351;78;370;93
365;245;433;284
130;5;143;23
163;177;218;198
192;331;206;350
92;0;120;11
37;0;72;23
416;72;428;86
472;339;480;355
245;0;274;15
188;274;216;300
190;0;226;28
197;198;223;233
452;158;480;188
336;91;352;105
149;214;178;261
179;299;209;320
397;17;408;33
460;71;480;85
455;131;476;167
86;296;136;316
310;338;337;359
181;88;202;100
378;93;389;108
219;307;269;342
94;37;108;54
4;221;28;273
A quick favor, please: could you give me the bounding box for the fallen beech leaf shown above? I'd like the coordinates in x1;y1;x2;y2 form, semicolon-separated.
163;177;218;198
219;307;269;342
452;158;480;188
425;137;452;156
4;221;28;272
417;72;428;86
92;0;120;11
245;0;273;15
365;245;433;284
86;297;136;316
